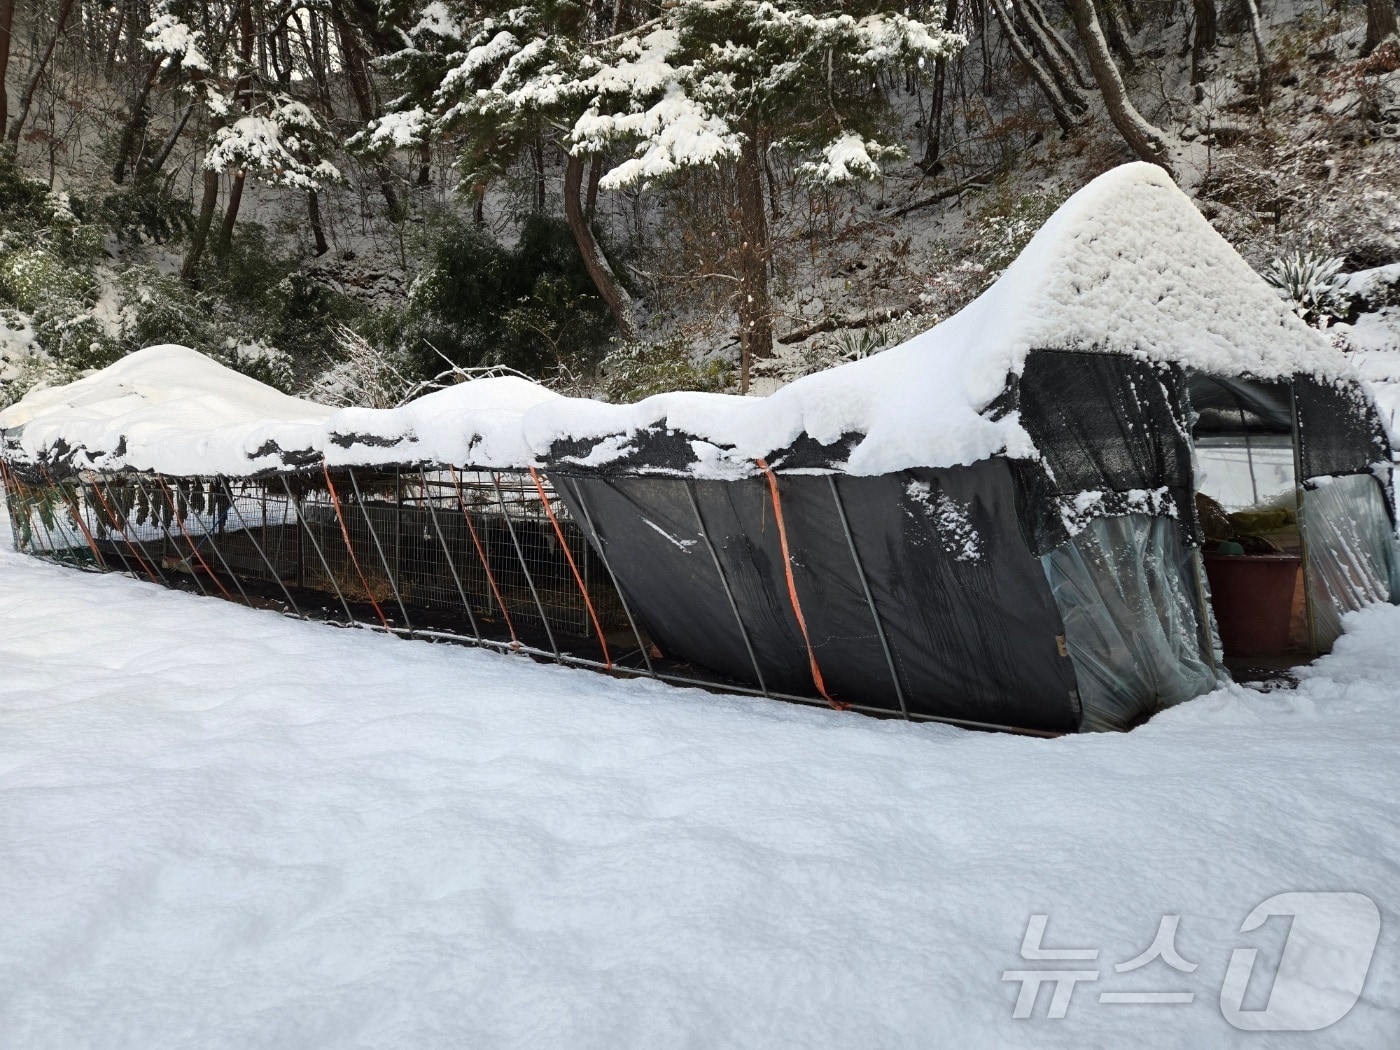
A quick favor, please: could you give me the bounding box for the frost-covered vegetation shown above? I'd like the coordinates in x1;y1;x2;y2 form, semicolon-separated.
1;0;1399;410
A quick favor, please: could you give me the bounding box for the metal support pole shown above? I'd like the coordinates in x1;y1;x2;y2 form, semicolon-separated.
555;475;655;675
130;472;215;599
419;469;484;641
219;478;304;618
292;478;305;591
4;463;62;561
684;479;768;695
95;475;168;586
84;479;137;576
1290;383;1321;655
490;471;560;659
40;465;108;570
0;462;17;549
1189;546;1222;681
171;476;256;608
0;461;22;552
394;468;403;587
828;475;908;717
347;467;414;635
282;474;356;624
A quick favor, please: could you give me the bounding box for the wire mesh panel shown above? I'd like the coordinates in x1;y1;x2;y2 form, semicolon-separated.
297;474;403;616
202;479;302;586
399;470;628;641
0;467;101;568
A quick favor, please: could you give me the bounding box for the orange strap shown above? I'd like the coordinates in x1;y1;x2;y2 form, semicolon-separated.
756;458;845;710
448;466;519;648
157;476;235;601
322;462;390;629
0;460;24;529
87;477;160;583
528;467;611;669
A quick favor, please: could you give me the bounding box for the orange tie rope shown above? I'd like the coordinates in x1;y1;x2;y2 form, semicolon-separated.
86;477;160;583
755;458;846;710
0;459;26;534
448;466;519;649
38;463;108;570
528;467;611;669
321;462;390;629
156;476;235;601
0;459;47;553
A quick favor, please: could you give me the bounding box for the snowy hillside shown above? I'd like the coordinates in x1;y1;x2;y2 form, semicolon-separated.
1;516;1398;1047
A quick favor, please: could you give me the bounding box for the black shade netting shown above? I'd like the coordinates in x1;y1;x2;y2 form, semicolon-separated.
1186;373;1293;435
1012;351;1198;555
551;461;1082;733
1292;375;1393;483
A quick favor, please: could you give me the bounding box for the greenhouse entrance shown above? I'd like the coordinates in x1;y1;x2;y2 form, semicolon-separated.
1188;373;1398;670
1190;376;1308;662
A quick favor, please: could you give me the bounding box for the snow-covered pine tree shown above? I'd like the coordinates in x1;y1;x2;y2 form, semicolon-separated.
141;1;342;281
370;0;963;390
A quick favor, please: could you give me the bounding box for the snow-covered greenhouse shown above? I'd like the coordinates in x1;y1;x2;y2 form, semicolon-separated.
3;163;1397;735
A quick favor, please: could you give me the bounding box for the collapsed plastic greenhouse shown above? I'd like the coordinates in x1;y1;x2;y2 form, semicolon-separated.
4;163;1398;734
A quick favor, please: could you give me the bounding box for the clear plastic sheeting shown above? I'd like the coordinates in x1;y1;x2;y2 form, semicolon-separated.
1041;513;1218;731
1193;433;1296;512
1300;473;1400;651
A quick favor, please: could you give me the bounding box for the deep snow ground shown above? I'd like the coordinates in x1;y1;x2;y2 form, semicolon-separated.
1;543;1398;1048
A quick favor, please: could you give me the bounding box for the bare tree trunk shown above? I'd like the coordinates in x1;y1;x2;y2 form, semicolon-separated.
104;1;126;77
333;10;400;217
216;171;246;257
182;168;221;284
1024;0;1093;90
0;0;13;142
1018;0;1092;111
7;0;76;150
308;189;329;256
978;0;992;94
1100;0;1137;72
921;0;960;171
138;100;196;182
735;130;773;392
1364;0;1398;54
564;152;634;339
585;153;603;214
531;137;546;212
111;57;162;183
1190;0;1217;88
1069;0;1175;176
215;0;255;260
1242;0;1271;105
415;141;431;186
990;0;1085;134
759;127;781;218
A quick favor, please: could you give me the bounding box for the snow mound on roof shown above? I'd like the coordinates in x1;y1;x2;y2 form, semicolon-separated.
529;163;1346;476
0;165;1356;479
0;345;561;476
323;377;560;470
0;345;335;477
